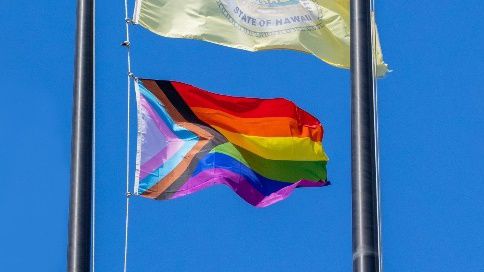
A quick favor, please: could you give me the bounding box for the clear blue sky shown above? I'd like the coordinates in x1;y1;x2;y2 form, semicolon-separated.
1;0;484;271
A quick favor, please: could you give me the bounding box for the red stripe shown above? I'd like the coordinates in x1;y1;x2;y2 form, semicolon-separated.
170;81;321;126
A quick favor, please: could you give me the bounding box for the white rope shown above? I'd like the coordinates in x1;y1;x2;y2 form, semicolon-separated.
123;195;131;272
92;0;97;270
370;1;383;271
123;0;133;270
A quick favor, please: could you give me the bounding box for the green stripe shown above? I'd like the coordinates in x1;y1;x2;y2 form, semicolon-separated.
210;143;327;183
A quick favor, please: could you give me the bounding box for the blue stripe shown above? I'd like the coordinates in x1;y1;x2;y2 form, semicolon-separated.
191;152;292;196
137;82;199;194
139;82;197;141
137;139;197;194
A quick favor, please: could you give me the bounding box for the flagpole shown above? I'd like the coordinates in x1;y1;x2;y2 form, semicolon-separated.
67;0;94;271
350;0;381;271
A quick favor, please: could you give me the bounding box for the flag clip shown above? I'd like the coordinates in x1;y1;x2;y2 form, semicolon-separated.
125;18;133;24
121;41;130;47
126;192;132;198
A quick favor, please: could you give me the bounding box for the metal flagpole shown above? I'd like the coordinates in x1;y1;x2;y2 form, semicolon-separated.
350;0;381;271
67;0;94;271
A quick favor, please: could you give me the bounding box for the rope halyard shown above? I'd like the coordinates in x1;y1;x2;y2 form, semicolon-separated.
92;0;97;271
370;0;383;270
123;0;134;270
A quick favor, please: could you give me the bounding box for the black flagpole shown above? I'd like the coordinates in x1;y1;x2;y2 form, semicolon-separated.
67;0;94;271
351;0;381;271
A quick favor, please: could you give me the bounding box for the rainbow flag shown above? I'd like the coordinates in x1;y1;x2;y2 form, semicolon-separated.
134;79;329;207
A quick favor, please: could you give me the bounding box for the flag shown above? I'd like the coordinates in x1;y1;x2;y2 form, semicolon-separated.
133;0;388;76
134;79;329;207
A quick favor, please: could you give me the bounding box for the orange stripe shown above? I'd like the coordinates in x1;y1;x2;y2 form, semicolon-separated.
191;107;322;141
141;81;214;198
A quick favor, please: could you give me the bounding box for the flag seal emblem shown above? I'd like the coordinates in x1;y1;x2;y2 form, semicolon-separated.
217;0;324;37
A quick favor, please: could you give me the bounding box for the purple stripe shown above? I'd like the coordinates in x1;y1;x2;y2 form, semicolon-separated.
169;169;327;207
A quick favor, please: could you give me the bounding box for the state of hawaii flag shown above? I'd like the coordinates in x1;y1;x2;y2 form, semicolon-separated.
133;0;388;76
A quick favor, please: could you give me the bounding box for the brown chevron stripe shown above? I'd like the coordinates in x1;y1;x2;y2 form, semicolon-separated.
139;80;226;198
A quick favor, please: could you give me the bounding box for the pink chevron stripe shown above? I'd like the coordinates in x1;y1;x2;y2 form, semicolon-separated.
140;95;177;140
139;95;184;180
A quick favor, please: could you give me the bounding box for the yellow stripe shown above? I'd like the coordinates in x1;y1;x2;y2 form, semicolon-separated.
213;126;329;162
